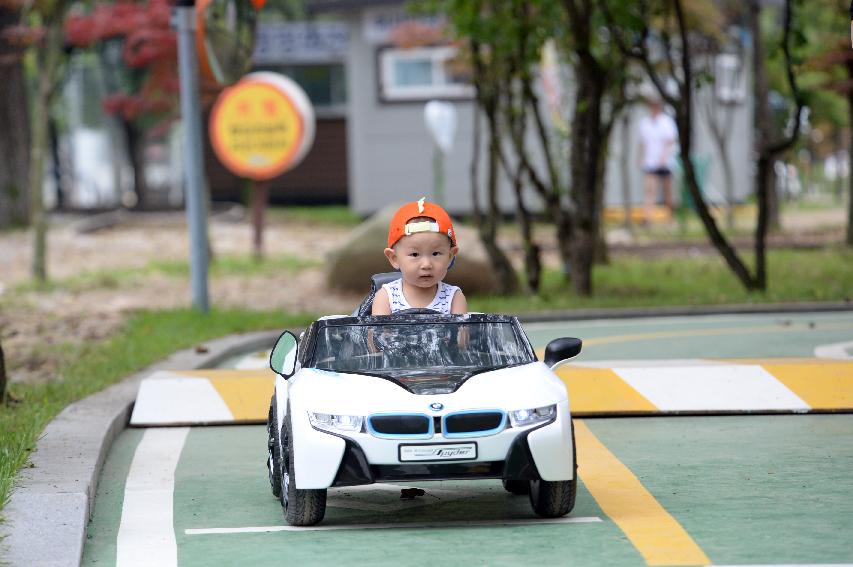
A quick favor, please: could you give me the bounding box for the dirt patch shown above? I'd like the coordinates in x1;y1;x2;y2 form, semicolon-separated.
0;211;364;386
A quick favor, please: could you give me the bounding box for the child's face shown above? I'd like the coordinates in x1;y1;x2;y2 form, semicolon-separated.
384;232;458;290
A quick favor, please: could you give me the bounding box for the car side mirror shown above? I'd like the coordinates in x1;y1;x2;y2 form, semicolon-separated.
543;337;582;370
270;331;298;378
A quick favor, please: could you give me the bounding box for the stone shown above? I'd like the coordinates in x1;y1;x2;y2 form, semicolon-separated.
326;205;501;296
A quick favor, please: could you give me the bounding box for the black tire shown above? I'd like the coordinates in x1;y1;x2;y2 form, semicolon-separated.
528;422;578;517
267;400;282;498
502;479;529;495
281;415;327;526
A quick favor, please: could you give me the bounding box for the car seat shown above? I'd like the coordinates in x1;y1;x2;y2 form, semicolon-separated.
351;272;401;316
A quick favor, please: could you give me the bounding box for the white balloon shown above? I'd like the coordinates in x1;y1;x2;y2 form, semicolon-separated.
424;100;457;154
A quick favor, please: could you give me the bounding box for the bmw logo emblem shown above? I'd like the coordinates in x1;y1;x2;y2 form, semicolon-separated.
429;402;444;411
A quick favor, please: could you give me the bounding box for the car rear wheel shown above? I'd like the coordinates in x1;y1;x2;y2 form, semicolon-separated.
502;479;529;495
528;422;577;517
267;400;282;498
281;415;327;526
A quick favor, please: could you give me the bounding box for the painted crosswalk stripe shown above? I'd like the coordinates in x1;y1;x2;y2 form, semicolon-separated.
131;374;233;425
185;515;602;534
575;420;710;566
117;427;189;567
614;365;810;412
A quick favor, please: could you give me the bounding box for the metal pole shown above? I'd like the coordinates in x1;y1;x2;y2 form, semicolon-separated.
433;144;445;207
174;3;210;312
251;180;268;260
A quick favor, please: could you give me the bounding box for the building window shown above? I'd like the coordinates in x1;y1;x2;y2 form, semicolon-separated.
378;46;474;102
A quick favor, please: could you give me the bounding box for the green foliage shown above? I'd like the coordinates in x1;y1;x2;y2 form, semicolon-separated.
0;308;315;512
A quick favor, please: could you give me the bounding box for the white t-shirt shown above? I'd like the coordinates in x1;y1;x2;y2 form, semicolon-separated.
638;112;678;170
382;278;460;314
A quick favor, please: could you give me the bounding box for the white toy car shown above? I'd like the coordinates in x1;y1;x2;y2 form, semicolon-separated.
267;306;582;526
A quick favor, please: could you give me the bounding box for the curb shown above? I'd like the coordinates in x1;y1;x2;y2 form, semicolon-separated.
0;330;282;567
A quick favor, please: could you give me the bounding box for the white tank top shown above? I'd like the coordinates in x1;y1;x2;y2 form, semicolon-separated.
382;278;460;314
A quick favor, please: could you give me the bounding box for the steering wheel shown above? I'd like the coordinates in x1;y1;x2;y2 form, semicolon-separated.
395;308;441;315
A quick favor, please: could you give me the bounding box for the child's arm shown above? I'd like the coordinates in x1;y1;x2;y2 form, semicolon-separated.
451;290;467;314
371;288;392;315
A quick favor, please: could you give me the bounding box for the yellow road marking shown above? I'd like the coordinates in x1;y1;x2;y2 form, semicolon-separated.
176;370;274;421
557;366;657;414
582;322;853;347
760;362;853;409
575;420;710;566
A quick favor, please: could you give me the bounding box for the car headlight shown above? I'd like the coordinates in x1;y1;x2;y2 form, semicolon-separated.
308;412;364;433
508;404;556;427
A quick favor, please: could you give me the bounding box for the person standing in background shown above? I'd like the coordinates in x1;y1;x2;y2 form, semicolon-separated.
637;95;679;224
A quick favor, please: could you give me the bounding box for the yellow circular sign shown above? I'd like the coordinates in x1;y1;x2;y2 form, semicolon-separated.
209;79;306;180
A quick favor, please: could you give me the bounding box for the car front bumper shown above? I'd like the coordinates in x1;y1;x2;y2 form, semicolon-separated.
290;400;575;489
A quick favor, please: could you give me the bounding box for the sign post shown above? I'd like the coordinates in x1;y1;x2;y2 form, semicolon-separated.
209;72;315;258
175;0;210;312
174;0;260;312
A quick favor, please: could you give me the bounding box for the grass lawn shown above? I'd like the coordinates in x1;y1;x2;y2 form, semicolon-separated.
471;247;853;313
0;309;315;513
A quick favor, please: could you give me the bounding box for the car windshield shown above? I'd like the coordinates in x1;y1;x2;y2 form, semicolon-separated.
310;320;535;394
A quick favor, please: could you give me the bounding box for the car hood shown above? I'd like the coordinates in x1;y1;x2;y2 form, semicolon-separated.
288;361;568;416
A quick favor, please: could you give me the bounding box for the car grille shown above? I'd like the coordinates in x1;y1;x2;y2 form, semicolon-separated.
368;414;432;438
443;410;506;438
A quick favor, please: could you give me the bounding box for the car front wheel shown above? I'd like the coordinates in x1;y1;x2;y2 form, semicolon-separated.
528;422;577;517
528;477;576;517
281;415;327;526
267;400;282;498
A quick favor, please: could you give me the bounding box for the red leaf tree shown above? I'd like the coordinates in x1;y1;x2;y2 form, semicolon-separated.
65;0;178;208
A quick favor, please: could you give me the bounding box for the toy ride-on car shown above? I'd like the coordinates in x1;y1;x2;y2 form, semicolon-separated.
266;306;582;526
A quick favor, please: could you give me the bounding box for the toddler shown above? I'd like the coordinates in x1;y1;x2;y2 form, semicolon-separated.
371;198;467;315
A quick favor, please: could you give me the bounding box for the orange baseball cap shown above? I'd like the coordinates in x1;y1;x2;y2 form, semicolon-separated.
387;197;456;248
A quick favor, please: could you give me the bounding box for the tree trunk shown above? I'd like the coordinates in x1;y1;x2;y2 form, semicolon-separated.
121;119;148;209
30;18;67;282
484;115;519;295
568;61;605;296
0;338;7;405
0;6;30;228
847;59;853;247
619;112;633;233
470;41;518;295
750;2;781;233
669;0;758;290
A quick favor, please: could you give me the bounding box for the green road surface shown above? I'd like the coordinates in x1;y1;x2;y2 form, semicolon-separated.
83;312;853;566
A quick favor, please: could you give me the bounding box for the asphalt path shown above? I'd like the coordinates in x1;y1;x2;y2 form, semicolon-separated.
83;312;853;566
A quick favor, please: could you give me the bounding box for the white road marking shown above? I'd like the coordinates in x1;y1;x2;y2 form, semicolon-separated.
614;365;810;412
712;565;853;567
117;427;189;567
572;359;726;368
185;515;602;534
814;340;853;360
130;373;233;425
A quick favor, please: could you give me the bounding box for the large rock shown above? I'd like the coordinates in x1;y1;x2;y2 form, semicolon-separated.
326;205;501;295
